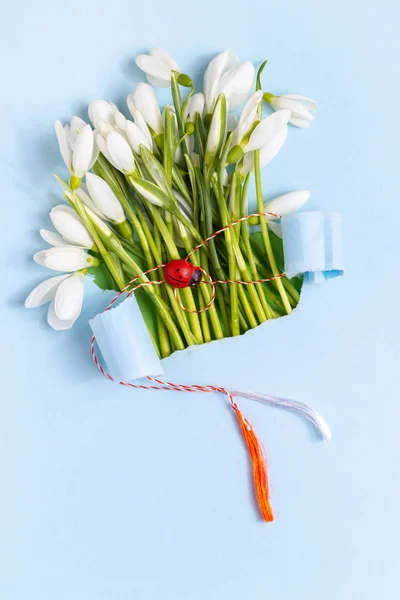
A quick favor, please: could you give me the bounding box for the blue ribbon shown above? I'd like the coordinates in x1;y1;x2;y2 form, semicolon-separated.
281;211;344;283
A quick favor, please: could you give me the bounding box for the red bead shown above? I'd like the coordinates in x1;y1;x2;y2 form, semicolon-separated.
164;260;202;289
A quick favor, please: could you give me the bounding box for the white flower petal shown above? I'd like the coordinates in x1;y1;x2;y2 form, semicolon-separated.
33;250;49;267
42;247;92;272
55;121;72;171
204;50;240;112
76;185;105;219
106;131;136;174
246;110;291;151
54;272;85;321
136;54;172;82
47;300;76;330
72;124;94;177
184;93;205;121
237;91;262;141
282;94;318;111
96;134;120;170
40;229;71;247
25;274;69;308
133;83;163;134
227;114;239;132
125;120;152;153
289;117;311;129
128;106;153;149
70;116;88;143
50;205;93;247
264;191;310;217
217;61;255;110
88;100;118;129
271;96;313;121
150;48;180;71
145;74;171;88
259;125;288;167
85;172;125;223
239;151;254;175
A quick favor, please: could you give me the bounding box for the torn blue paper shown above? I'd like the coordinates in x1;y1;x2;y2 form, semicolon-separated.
281;211;344;283
89;295;164;381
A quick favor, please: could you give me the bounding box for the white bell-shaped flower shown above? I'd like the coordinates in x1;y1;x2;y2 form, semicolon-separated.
236;91;262;144
184;93;205;122
33;246;96;272
264;190;311;217
135;48;181;88
55;117;99;180
264;93;317;128
88;100;119;135
240;109;291;174
99;131;136;175
204;51;255;114
126;104;154;149
127;83;163;135
49;205;94;248
25;272;85;330
85;172;125;224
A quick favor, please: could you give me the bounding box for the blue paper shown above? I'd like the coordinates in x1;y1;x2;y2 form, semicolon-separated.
281;211;344;283
89;295;163;382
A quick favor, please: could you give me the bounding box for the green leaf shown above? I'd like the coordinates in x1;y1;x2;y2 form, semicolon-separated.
88;263;118;292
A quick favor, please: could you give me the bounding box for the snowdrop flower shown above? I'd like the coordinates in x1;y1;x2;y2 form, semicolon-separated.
125;103;154;150
88;100;119;135
238;109;291;175
236;91;262;144
204;51;255;114
34;246;98;272
85;172;125;223
25;272;86;330
135;48;181;88
127;83;163;135
264;190;311;217
55;117;98;188
97;131;136;175
184;93;205;122
47;205;94;248
264;93;317;128
85;171;132;237
114;112;153;154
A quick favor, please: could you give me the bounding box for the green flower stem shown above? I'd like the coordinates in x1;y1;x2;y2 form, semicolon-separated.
229;175;268;325
179;223;224;341
106;239;185;351
143;202;204;345
237;277;258;329
214;176;264;328
152;214;197;349
239;175;274;320
254;149;292;314
250;236;300;306
71;192;125;290
171;72;189;158
213;183;240;335
157;313;171;358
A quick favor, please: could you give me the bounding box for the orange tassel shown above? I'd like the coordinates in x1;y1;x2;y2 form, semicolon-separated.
232;404;274;523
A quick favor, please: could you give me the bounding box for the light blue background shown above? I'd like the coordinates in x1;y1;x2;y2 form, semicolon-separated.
2;1;399;598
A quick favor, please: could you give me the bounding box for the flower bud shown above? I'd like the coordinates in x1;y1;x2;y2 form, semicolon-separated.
177;73;193;87
227;145;244;164
185;121;195;135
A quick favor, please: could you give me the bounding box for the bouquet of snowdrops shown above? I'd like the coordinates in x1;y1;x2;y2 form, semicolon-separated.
25;49;316;358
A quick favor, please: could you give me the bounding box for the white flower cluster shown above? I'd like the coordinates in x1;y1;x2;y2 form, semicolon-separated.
26;48;316;330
